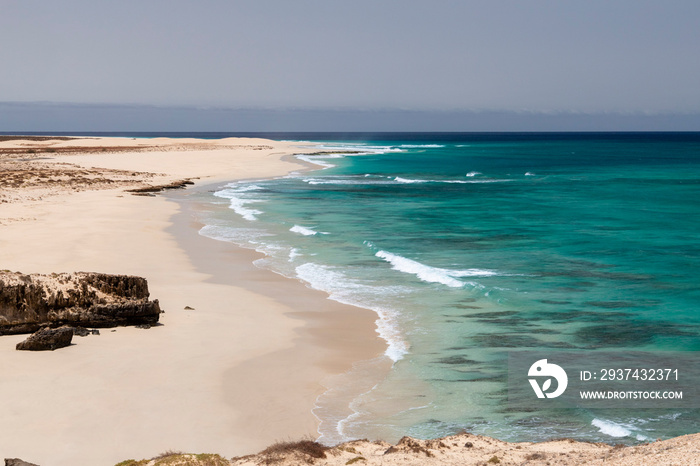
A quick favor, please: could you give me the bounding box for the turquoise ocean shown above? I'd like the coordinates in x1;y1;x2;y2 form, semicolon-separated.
190;133;700;445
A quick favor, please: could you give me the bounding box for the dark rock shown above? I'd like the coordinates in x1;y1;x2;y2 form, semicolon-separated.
126;179;195;194
5;459;40;466
135;324;151;329
90;328;100;335
73;326;90;337
16;327;73;351
0;272;161;335
184;306;194;310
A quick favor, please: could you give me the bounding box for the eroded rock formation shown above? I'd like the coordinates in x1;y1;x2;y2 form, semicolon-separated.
0;271;161;335
15;326;73;351
5;458;40;466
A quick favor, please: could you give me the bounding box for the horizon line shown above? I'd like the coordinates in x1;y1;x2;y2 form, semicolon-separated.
2;101;700;117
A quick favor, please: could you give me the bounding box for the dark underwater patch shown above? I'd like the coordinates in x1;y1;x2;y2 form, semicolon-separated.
465;311;520;318
537;309;633;323
585;299;661;309
585;301;638;309
471;333;576;349
435;355;480;365
574;320;697;348
527;328;560;334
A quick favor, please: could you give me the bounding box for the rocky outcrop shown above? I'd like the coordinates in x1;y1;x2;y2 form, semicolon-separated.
5;459;39;466
15;327;73;351
0;272;161;335
126;179;195;195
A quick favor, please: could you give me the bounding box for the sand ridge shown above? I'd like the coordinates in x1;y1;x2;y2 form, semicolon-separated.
112;432;700;465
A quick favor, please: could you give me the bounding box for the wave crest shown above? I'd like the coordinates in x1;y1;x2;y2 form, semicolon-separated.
290;225;327;236
374;250;498;288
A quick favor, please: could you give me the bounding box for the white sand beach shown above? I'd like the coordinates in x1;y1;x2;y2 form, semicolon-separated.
0;137;386;465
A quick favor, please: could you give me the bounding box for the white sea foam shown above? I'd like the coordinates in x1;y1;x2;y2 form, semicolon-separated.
394;176;428;184
302;176;512;186
303;177;394;186
468;179;513;183
289;248;301;262
449;268;500;277
375;250;498;288
295;262;409;362
466;171;481;177
591;418;649;441
396;178;511;184
591;419;631;437
525;172;535;176
290;225;327;236
295;154;337;169
212;184;269;221
199;224;269;243
228;198;264;221
399;144;445;148
216;183;264;193
313;143;403;155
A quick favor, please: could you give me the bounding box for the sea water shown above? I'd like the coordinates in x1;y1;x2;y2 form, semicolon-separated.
195;133;700;445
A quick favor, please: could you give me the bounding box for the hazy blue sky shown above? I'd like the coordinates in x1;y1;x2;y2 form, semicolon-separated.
1;0;699;130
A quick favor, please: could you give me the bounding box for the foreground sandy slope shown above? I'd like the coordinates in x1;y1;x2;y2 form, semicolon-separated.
114;432;700;465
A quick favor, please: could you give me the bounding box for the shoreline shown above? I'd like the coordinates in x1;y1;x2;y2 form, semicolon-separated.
0;136;386;465
165;180;391;447
4;136;700;465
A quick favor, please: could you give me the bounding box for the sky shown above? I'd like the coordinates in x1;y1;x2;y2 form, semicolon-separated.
1;0;700;130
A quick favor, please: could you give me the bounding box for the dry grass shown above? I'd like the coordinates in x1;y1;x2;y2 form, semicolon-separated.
114;460;149;466
259;439;329;464
152;450;186;460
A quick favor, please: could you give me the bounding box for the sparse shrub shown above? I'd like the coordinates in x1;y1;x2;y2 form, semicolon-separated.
346;457;366;465
488;456;501;464
143;452;229;465
193;454;229;465
260;439;329;464
152;450;185;460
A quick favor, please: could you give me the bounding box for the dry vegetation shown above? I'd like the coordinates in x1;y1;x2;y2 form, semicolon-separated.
115;452;230;466
0;136;222;205
0;159;158;204
0;137;159;205
107;432;700;466
256;440;329;464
